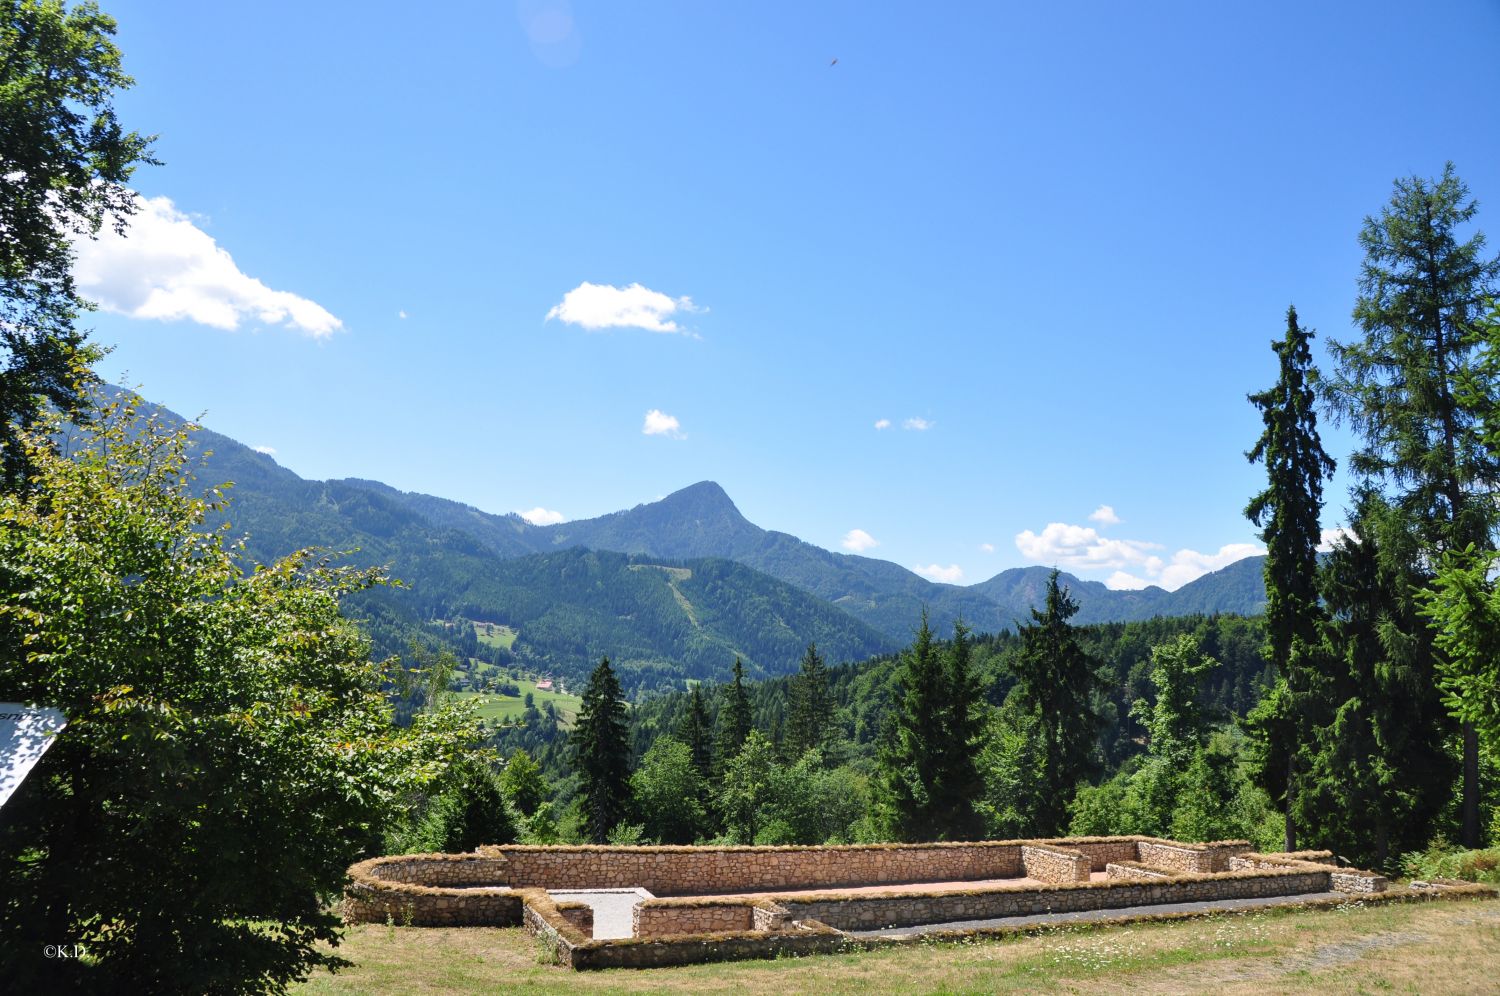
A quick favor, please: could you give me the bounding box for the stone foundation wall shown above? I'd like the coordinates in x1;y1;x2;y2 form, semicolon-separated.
1022;844;1090;883
557;902;594;937
634;902;755;937
1105;861;1181;881
1067;839;1144;871
1136;840;1249;874
778;869;1331;931
342;854;523;926
1228;852;1386;894
494;841;1027;894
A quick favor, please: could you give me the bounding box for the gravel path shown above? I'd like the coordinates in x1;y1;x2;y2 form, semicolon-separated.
847;891;1346;937
547;888;653;940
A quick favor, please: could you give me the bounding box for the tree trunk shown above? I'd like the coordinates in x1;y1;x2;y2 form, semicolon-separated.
1463;721;1481;848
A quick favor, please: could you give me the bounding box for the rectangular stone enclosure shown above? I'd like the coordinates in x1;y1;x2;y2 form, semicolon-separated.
342;835;1392;969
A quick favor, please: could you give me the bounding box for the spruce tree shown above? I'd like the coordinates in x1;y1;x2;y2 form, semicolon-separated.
1243;305;1335;850
571;656;631;843
677;684;715;783
933;620;985;839
717;657;753;765
1008;571;1106;836
786;642;834;760
1325;164;1500;846
877;610;947;841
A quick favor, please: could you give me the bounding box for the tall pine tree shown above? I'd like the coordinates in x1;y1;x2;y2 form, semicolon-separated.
677;684;715;783
717;657;753;766
786;642;834;760
1008;571;1106;836
1325;163;1500;846
571;656;631;843
877;612;985;841
1243;305;1335;850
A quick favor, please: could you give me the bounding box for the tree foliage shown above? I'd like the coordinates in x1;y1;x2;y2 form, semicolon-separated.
1;0;156;484
0;395;480;993
570;655;631;843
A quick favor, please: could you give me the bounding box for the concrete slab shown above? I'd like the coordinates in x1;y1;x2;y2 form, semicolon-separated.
548;888;653;940
846;890;1346;937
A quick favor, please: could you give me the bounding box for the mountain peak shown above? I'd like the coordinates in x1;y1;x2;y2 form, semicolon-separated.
656;481;740;516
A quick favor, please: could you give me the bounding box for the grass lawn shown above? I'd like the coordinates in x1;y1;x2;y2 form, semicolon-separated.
297;897;1500;994
469;621;517;651
458;683;581;727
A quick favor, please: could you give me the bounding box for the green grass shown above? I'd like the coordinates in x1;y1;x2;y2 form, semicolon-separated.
295;896;1500;994
458;681;581;728
469;620;517;651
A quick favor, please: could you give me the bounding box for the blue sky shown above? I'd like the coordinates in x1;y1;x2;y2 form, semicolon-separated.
80;0;1500;591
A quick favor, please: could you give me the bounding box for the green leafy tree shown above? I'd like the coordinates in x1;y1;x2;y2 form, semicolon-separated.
786;642;834;760
1134;634;1219;760
631;736;706;844
1008;572;1107;834
0;395;479;992
719;729;778;843
1;0;156;485
571;656;631;843
978;696;1048;838
499;748;549;817
1325;164;1500;846
717;656;753;764
1243;305;1336;850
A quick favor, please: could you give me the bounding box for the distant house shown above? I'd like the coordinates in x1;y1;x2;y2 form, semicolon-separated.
535;678;554;692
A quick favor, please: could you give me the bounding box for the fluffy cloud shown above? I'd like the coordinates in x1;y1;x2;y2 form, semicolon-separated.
1015;519;1264;591
978;542;995;554
1089;504;1121;525
841;528;879;553
642;409;684;438
913;563;964;584
903;417;934;431
545;281;700;335
70;194;342;337
398;309;408;319
1318;527;1358;552
517;507;566;526
874;418;891;430
252;444;276;456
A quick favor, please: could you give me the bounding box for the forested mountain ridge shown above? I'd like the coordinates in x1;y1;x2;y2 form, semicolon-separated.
107;388;1268;691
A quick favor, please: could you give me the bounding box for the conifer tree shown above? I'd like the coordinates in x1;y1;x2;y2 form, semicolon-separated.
876;610;947;841
1324;164;1500;846
1243;305;1335;851
786;642;834;760
933;620;985;839
571;656;631;843
1008;572;1106;835
717;657;753;764
677;684;715;783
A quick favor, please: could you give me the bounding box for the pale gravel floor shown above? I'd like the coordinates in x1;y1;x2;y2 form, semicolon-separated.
547;888;653;940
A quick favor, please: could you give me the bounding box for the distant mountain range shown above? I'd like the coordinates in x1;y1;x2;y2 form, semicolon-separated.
117;389;1267;691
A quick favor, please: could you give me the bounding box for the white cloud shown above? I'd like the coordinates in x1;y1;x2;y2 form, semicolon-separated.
70;194;342;337
841;528;879;553
642;409;684;438
1014;519;1264;591
252;444;276;456
903;417;934;431
398;309;408;319
517;507;566;526
1318;527;1358;552
978;542;995;554
545;281;700;335
1106;571;1151;590
874;418;891;430
1089;504;1122;525
913;563;964;584
1157;544;1265;590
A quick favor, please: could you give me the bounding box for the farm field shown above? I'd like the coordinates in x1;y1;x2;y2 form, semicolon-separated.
297;897;1500;995
457;681;581;727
